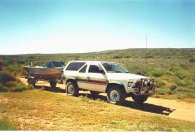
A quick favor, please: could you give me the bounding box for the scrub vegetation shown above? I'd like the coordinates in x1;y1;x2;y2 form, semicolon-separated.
0;71;30;92
1;48;195;100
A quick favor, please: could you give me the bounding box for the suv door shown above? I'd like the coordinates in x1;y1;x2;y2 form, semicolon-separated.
77;65;89;89
86;64;108;92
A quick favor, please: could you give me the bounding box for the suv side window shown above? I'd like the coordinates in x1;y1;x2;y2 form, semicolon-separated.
66;62;85;71
88;65;101;73
79;65;87;73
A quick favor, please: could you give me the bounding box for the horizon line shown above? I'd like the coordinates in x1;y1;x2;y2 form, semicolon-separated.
0;47;195;56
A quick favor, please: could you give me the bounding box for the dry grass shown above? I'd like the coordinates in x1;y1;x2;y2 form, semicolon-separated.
0;90;195;131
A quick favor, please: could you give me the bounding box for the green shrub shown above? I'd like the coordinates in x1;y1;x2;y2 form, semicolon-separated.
112;55;122;59
5;64;23;76
174;70;189;80
0;83;8;92
169;84;177;94
175;87;190;94
0;72;16;84
0;71;29;92
147;69;163;77
155;79;165;88
189;57;195;63
0;118;16;130
147;55;154;58
1;83;29;92
173;78;186;87
124;56;130;58
186;92;195;98
13;85;29;92
5;81;18;88
155;87;170;95
128;65;146;75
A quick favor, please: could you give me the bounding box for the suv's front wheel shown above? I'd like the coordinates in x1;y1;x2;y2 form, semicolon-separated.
107;86;125;105
66;82;79;96
131;94;148;103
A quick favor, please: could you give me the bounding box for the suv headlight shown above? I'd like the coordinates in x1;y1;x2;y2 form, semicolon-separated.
149;80;154;86
128;82;133;87
144;80;149;86
142;79;155;87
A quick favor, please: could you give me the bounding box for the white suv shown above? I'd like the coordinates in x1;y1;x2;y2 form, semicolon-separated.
62;61;156;104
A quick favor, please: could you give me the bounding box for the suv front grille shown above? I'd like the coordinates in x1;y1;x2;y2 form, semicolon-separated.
132;79;155;88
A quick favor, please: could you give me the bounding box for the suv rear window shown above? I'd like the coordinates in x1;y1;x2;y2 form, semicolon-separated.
66;62;85;71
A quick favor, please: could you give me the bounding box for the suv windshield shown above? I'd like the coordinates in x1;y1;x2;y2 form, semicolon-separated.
102;63;129;73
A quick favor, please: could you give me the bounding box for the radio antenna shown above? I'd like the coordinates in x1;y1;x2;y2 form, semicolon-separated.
145;35;148;71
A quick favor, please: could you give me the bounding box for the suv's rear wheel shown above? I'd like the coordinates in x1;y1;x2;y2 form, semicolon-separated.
131;94;148;103
107;86;125;105
66;82;79;96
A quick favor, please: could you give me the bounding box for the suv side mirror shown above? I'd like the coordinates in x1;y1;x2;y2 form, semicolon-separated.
99;69;105;74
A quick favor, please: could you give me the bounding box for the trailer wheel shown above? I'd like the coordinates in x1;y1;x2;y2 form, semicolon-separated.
27;78;36;88
50;80;57;88
66;82;79;96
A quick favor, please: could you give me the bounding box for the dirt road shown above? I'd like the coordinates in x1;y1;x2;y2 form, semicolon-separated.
19;77;195;122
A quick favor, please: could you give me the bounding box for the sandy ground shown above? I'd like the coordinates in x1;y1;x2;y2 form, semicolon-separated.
18;77;195;122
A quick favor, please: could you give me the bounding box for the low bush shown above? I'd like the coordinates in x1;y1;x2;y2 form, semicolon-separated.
0;117;16;130
147;69;163;77
5;81;18;88
155;87;170;95
112;55;122;59
0;83;8;92
0;71;30;92
155;79;165;88
0;71;16;84
12;85;29;92
189;57;195;63
168;84;177;94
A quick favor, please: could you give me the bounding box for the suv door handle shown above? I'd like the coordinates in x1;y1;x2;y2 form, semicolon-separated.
87;77;90;80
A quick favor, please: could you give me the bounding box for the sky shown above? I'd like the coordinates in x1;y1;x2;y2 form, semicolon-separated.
0;0;194;54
